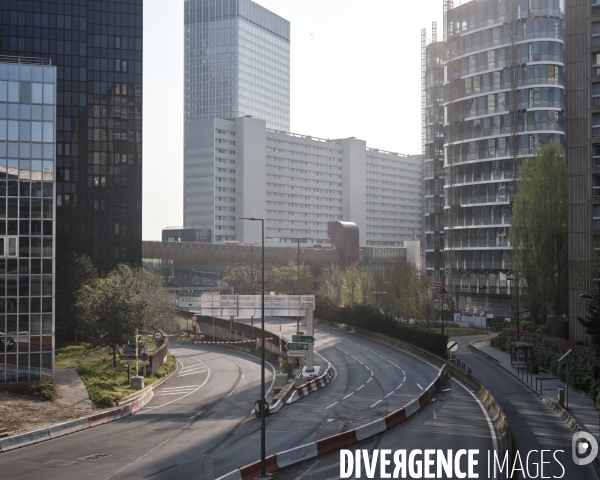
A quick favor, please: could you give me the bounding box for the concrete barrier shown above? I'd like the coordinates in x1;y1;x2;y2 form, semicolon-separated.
355;418;386;442
286;363;334;404
405;397;420;417
316;430;358;455
88;409;124;428
384;408;407;429
239;454;278;480
47;418;90;439
120;402;135;418
276;442;318;467
0;428;50;452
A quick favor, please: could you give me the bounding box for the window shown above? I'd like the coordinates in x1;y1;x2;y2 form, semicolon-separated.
594;53;600;76
594;145;600;168
594;205;600;229
594;22;600;46
594;113;600;137
8;237;16;256
595;176;600;197
594;84;600;107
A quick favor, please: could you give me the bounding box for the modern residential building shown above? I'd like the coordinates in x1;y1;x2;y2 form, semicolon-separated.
0;1;143;275
425;0;566;316
0;58;56;382
422;23;445;282
184;116;422;250
184;0;290;131
566;0;600;341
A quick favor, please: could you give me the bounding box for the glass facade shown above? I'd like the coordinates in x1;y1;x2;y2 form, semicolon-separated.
423;40;445;279
0;1;143;276
441;0;566;315
0;59;56;383
184;0;290;131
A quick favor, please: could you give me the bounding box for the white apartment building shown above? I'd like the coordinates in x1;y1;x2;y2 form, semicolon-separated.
184;116;421;248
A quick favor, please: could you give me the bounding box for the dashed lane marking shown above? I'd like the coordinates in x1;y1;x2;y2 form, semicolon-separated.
370;400;382;408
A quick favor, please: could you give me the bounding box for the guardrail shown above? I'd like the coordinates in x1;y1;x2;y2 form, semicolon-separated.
200;294;315;311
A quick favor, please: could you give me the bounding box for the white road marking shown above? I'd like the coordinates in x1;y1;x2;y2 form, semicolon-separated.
370;400;382;408
356;385;364;391
188;411;204;420
325;402;338;409
160;385;199;391
379;355;386;359
385;392;394;398
342;392;354;399
155;392;197;396
403;376;407;382
366;378;372;384
226;389;235;397
387;360;394;364
433;410;437;420
396;383;403;390
417;383;423;390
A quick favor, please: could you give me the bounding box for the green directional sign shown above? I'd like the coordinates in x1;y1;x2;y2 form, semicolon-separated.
286;342;309;351
292;335;314;344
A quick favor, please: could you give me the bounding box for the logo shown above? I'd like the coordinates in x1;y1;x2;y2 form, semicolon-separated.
572;432;599;466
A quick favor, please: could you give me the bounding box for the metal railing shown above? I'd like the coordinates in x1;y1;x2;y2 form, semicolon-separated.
200;294;315;311
0;55;51;66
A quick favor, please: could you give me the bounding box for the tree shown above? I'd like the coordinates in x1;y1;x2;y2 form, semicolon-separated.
77;264;176;367
318;264;345;306
55;252;98;342
269;260;313;294
507;143;568;323
577;237;600;352
223;263;275;294
77;265;143;367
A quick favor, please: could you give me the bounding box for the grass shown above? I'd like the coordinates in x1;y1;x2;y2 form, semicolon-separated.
0;381;56;400
55;343;176;408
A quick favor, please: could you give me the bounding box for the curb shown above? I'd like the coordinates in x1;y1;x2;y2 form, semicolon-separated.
0;357;178;453
216;364;446;480
285;363;334;404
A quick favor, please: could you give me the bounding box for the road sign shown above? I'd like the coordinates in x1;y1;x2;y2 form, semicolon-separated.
286;342;309;351
122;345;137;360
191;315;197;327
447;341;458;353
139;352;149;362
177;294;202;309
153;330;164;341
292;335;314;344
286;350;309;358
479;311;485;317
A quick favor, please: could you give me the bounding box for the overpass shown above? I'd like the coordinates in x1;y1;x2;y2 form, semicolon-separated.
142;240;340;268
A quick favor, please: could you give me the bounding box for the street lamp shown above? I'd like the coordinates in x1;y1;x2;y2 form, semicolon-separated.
240;217;266;476
507;272;520;342
439;287;447;336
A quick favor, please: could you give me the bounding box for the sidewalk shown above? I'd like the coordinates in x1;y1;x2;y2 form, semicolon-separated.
471;338;600;441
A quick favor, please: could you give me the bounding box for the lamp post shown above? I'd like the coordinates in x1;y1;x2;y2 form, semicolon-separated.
440;287;447;336
240;217;266;476
508;272;520;341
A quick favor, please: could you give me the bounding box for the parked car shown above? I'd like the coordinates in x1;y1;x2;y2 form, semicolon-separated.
0;336;15;351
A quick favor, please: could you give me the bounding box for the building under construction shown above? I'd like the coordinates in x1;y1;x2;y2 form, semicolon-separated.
423;0;566;316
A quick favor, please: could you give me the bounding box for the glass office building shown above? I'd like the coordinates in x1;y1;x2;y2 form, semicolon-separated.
184;0;290;131
0;58;56;382
441;0;565;315
0;1;143;276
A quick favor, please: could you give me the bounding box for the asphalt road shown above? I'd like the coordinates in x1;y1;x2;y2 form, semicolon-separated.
450;335;598;480
0;323;496;480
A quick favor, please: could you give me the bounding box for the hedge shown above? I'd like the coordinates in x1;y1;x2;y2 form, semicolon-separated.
315;297;448;357
491;330;600;407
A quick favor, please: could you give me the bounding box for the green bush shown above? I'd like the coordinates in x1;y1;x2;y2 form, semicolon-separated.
316;297;448;357
156;354;176;378
0;381;56;400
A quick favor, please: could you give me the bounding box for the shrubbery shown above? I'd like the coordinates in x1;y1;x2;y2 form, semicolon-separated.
491;329;600;406
0;381;56;400
316;297;447;357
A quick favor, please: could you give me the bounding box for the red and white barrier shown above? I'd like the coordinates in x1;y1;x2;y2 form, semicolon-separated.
194;338;273;345
286;363;334;404
218;364;447;480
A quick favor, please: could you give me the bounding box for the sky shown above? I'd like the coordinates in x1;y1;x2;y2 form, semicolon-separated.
142;0;444;240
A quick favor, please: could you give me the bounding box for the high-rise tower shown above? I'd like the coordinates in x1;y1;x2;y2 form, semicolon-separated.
184;0;290;131
440;0;566;315
0;1;144;275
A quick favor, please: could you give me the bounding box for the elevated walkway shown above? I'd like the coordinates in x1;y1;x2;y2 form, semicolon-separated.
186;294;315;318
142;240;339;268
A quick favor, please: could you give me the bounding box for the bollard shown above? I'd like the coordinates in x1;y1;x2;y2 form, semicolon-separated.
558;388;565;408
